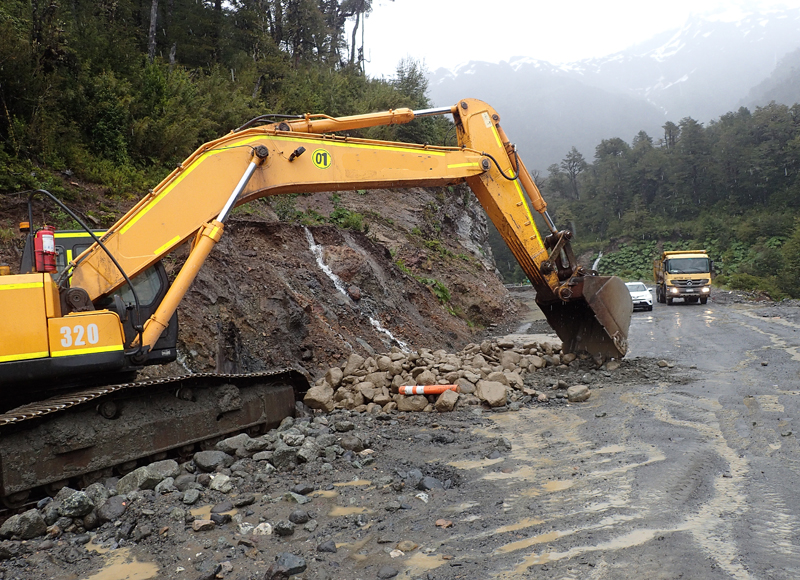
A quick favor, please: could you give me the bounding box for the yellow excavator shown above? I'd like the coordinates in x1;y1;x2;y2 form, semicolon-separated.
0;99;631;505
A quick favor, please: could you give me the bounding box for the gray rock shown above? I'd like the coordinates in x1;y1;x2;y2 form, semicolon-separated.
182;489;201;505
194;450;234;472
116;466;163;494
243;436;270;453
377;566;399;579
288;509;310;524
280;428;306;447
215;433;251;454
334;420;355;433
296;439;320;464
339;434;365;452
0;509;46;540
210;513;231;525
266;552;307;579
97;495;128;523
58;491;94;517
147;459;180;480
174;474;197;492
405;469;423;489
233;493;256;507
83;483;109;511
154;477;176;495
317;539;337;553
418;477;444;491
291;483;315;495
272;442;298;470
252;451;273;462
209;474;233;493
274;520;295;536
284;492;311;505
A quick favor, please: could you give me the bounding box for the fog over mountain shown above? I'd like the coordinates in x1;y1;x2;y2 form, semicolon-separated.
428;8;800;172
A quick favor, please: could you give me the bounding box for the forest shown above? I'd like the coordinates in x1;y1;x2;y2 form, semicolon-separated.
0;0;445;198
2;1;800;298
488;104;800;299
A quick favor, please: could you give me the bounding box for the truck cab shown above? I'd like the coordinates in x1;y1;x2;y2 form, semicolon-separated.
653;250;712;305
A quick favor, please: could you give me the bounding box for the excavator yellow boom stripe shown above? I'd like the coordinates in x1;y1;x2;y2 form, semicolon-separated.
0;351;49;363
447;163;481;169
153;235;181;256
118;135;455;238
0;282;44;291
51;345;124;358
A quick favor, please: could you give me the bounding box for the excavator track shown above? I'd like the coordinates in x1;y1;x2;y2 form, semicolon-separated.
0;370;309;506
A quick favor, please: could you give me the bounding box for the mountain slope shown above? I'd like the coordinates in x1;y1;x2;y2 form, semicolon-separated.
428;8;800;170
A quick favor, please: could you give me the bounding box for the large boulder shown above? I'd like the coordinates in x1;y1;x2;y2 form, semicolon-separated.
303;384;335;412
0;510;46;540
343;353;365;376
567;385;591;402
476;381;507;407
435;389;459;412
396;395;428;412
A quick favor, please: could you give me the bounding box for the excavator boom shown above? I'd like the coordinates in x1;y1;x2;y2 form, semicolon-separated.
67;99;630;358
0;99;632;504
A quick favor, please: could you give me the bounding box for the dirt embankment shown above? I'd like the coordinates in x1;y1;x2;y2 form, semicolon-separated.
0;185;523;382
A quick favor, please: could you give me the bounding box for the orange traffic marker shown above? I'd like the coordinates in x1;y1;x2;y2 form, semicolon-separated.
397;385;459;395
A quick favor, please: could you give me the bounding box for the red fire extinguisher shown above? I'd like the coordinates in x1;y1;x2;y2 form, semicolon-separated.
34;225;57;273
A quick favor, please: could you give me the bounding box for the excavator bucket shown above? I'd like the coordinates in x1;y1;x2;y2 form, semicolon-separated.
537;275;632;360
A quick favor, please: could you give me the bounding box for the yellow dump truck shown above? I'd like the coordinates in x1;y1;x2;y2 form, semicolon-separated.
653;250;712;305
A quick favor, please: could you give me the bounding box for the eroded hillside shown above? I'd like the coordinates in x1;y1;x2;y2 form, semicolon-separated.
0;185;523;382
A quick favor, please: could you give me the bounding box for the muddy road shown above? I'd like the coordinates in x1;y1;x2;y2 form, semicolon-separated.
469;293;800;579
5;292;800;580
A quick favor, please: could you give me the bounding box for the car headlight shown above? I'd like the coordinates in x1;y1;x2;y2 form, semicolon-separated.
701;287;710;293
669;287;679;294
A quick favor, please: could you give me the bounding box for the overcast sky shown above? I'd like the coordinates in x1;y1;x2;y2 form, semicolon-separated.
361;0;800;78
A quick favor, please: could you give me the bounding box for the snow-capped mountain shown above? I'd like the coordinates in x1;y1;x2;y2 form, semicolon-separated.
428;8;800;171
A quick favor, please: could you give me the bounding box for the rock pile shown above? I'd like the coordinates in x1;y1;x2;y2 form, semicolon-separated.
304;338;594;413
0;414;375;546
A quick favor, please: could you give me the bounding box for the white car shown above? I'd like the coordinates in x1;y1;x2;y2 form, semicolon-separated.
625;282;653;311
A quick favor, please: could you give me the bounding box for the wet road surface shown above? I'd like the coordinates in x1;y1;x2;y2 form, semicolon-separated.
451;297;800;579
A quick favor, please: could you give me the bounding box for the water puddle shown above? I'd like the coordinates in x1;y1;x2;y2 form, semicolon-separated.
84;546;159;580
190;505;238;519
494;517;544;534
494;530;562;554
333;479;372;487
304;227;409;350
310;489;339;498
448;457;504;470
522;480;574;496
329;506;374;516
404;552;448;574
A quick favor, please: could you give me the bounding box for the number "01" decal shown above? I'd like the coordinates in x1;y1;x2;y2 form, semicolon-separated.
60;323;100;348
312;149;332;169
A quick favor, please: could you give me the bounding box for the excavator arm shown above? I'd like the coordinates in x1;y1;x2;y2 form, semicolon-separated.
68;99;631;358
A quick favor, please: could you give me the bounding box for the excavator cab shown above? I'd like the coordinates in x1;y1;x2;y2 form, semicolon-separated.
17;229;178;373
